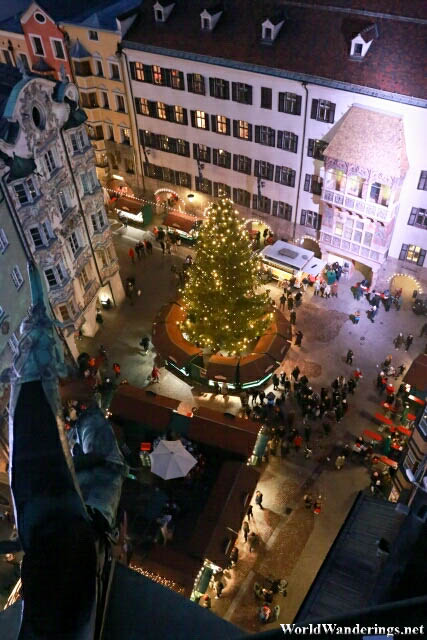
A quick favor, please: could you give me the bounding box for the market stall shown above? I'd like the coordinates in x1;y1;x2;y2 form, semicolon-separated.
163;211;204;245
260;240;325;281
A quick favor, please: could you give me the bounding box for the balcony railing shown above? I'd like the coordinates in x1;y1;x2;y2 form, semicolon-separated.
101;261;119;280
322;189;391;222
83;279;100;307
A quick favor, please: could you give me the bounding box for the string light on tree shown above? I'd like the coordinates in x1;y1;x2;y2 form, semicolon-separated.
181;196;271;354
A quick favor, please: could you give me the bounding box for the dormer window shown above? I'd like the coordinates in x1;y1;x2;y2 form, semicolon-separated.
153;2;175;23
200;7;223;32
348;23;378;60
261;14;285;44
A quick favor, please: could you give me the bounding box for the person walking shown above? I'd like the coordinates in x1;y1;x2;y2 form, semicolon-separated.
128;247;135;264
242;520;250;542
247;504;254;520
287;296;294;311
138;240;146;258
290;310;296;325
405;334;413;351
272;373;280;390
279;294;286;311
249;532;259;553
324;284;331;299
331;282;338;298
368;305;377;323
140;336;150;352
135;243;141;261
295;330;303;347
320;282;326;297
394;333;404;350
160;240;166;255
346;349;354;365
145;240;153;255
259;390;266;405
255;490;264;510
314;280;321;296
293;433;303;452
292;366;300;381
215;580;225;599
250;389;258;405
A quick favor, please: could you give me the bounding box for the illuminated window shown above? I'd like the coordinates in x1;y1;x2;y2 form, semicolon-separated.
238;120;249;139
132;61;144;81
347;175;365;198
153;65;163;85
174;105;184;123
216;115;228;134
335;222;344;237
135;97;149;115
399;244;426;266
369;182;390;206
195;110;207;129
170;69;184;90
157;102;167;119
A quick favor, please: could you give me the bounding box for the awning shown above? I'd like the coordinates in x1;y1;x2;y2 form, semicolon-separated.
189;407;259;457
238;352;276;384
206;354;239;382
253;331;290;363
163;212;201;234
403;353;427;393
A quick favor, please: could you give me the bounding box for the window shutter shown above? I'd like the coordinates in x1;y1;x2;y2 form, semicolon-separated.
277;131;283;149
209;78;215;97
267;164;274;181
233;188;238;201
278;93;284;112
408;208;417;225
233;120;238;137
138;129;144;145
254;160;260;177
316;214;322;230
211;115;217;132
225;118;230;135
269;129;275;146
272;201;277;216
232;82;237;101
308;139;314;157
291;170;296;187
162;68;171;87
255;126;260;143
144;65;153;83
311;99;318;120
295;95;302;115
294;135;299;153
247;86;252;105
178;71;184;89
193;143;198;159
165;105;173;122
184;141;190;156
148;101;156;118
300;210;306;225
233;154;238;170
224;81;230;100
418;249;426;266
399;244;408;261
275;166;280;183
304;174;311;192
135;97;141;114
328;103;336;123
247;124;252;141
253;195;258;210
190;110;196;127
187;73;194;92
247;158;252;174
129;61;136;80
182;108;188;125
212;149;218;165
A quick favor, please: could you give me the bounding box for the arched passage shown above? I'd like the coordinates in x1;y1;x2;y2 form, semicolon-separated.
389;274;423;302
301;236;322;258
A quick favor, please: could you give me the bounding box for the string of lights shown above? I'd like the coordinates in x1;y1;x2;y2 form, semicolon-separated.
130;565;184;594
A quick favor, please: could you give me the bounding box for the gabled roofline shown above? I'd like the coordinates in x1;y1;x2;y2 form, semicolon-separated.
20;2;55;26
122;41;427;108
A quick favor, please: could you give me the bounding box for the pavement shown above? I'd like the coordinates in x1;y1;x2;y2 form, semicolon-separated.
50;218;427;631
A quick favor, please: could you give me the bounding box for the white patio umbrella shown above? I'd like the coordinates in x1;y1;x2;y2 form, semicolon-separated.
149;440;197;480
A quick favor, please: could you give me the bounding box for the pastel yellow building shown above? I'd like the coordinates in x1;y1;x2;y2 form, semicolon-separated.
61;1;142;195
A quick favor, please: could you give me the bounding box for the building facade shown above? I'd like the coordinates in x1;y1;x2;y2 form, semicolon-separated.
61;1;141;194
0;65;124;358
0;1;141;193
122;0;427;287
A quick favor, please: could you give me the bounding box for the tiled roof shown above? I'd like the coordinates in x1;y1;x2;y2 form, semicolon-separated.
69;39;92;59
325;105;409;177
124;0;427;100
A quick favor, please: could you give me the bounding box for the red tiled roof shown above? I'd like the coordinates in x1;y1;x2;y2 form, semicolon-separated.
124;0;427;100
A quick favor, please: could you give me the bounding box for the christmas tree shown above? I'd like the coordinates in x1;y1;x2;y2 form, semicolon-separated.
181;197;272;354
